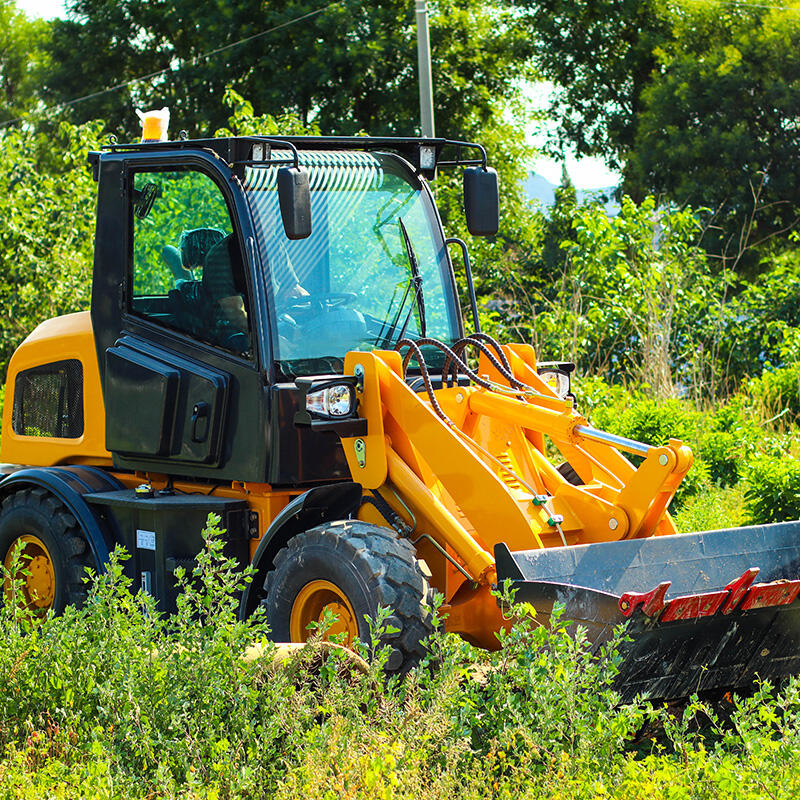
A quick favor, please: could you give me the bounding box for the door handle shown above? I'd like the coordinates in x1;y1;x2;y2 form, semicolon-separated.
191;401;210;443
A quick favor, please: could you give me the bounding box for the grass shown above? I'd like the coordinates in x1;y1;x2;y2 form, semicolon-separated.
1;516;800;799
673;484;746;533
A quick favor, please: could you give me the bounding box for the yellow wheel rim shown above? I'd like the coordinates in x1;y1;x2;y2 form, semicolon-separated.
290;579;359;643
3;534;56;611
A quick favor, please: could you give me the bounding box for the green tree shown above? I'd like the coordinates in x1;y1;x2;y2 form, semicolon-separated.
541;163;577;280
44;0;531;141
516;0;670;169
518;0;800;258
628;1;800;257
0;1;49;124
0;119;103;376
531;196;719;395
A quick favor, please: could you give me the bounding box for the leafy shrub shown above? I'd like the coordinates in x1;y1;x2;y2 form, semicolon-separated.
587;394;710;507
0;518;648;799
742;364;800;425
672;484;745;533
4;517;800;797
607;397;705;450
693;401;763;486
742;455;800;524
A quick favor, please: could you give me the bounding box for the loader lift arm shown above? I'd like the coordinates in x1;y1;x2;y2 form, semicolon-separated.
322;335;800;700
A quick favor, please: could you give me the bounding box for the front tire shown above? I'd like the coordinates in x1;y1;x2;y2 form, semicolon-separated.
263;521;435;674
0;488;94;613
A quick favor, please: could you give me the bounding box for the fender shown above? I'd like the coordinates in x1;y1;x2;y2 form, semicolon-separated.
0;466;124;571
239;481;362;618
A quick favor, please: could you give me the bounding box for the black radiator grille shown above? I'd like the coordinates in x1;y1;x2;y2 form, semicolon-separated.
12;359;84;439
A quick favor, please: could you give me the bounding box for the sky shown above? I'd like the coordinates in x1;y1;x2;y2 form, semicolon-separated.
16;0;621;190
17;0;64;18
524;82;621;190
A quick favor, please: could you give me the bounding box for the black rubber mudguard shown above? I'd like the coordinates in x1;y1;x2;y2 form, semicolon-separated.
494;521;800;703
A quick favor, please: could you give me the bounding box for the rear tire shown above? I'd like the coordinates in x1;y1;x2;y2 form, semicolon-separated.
263;521;435;674
0;488;93;613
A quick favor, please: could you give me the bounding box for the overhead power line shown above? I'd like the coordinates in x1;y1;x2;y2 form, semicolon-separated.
0;0;344;129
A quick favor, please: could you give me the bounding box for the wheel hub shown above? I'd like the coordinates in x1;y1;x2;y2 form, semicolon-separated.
290;579;358;642
3;534;56;611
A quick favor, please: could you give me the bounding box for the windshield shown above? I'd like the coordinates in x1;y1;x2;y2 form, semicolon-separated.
244;151;460;378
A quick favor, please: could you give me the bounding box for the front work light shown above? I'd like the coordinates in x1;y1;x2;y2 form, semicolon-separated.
537;362;576;404
306;383;355;418
293;375;368;435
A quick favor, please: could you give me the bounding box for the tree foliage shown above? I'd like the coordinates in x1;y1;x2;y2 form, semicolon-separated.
0;119;102;374
629;1;800;250
44;0;531;141
0;1;49;124
521;0;800;253
516;0;670;168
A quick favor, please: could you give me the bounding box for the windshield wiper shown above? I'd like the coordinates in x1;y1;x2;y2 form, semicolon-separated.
397;217;426;340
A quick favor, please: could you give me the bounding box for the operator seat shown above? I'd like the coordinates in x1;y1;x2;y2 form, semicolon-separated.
167;231;250;354
167;227;225;334
202;234;251;353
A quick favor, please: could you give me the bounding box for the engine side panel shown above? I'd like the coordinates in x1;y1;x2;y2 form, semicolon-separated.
0;312;111;467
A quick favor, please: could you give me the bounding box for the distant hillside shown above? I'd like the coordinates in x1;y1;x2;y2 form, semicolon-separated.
524;172;619;215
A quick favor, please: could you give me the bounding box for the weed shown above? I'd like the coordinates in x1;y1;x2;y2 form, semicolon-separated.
1;516;800;798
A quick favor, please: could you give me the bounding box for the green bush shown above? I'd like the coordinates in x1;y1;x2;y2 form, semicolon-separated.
743;364;800;424
586;394;710;508
742;455;800;524
694;401;763;486
672;484;745;533
4;517;800;797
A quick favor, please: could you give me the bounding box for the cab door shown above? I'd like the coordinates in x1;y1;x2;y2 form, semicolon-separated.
102;158;269;481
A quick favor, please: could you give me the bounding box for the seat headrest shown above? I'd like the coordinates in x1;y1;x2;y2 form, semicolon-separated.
203;234;246;301
180;228;225;268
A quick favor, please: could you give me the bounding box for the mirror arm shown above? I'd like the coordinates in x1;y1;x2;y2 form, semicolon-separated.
446;237;480;333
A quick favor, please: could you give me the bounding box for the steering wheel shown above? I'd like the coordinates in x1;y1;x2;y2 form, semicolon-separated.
277;292;357;316
276;293;358;353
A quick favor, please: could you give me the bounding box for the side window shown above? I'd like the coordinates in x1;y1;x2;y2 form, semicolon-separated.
130;169;252;356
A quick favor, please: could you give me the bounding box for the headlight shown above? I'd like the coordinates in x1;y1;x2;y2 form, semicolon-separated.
306;383;355;417
538;369;571;399
293;375;365;434
537;362;575;402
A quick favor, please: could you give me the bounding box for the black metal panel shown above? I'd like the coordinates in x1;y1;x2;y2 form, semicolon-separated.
267;383;351;485
105;336;230;466
109;322;269;482
105;345;180;455
86;489;248;613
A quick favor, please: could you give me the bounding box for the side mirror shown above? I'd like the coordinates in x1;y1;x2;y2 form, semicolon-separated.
463;166;499;236
133;181;159;220
277;166;312;240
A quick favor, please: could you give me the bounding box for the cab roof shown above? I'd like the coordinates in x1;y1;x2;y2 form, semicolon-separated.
90;135;487;180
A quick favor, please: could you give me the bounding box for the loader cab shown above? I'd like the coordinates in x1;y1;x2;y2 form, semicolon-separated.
89;136;483;486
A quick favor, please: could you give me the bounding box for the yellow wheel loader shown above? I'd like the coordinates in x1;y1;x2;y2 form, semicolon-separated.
1;134;799;700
